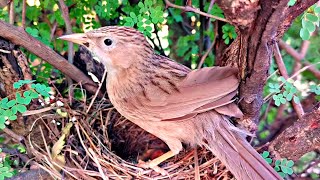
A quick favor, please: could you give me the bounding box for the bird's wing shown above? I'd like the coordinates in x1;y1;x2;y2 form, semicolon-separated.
128;66;242;121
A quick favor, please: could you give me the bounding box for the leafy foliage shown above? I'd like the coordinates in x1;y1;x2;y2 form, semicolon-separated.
222;24;237;45
0;80;51;129
261;151;295;178
269;77;300;106
300;5;320;40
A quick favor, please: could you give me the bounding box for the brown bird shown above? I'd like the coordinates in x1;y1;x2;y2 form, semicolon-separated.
60;26;281;180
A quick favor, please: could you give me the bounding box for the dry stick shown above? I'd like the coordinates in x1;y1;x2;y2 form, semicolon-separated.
197;36;216;69
0;20;98;94
164;0;228;23
86;69;107;114
22;0;26;28
273;43;304;119
88;148;109;180
9;0;14;24
193;149;200;180
2;128;24;142
58;0;75;104
279;40;320;79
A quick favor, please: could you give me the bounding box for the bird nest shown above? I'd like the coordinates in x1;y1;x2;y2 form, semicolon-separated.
25;96;234;179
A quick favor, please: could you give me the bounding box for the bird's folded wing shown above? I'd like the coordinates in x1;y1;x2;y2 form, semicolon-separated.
129;66;242;121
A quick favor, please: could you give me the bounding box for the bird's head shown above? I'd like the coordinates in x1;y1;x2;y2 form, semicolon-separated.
59;26;153;73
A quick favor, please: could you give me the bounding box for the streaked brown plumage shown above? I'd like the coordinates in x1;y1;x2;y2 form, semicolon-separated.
60;26;281;180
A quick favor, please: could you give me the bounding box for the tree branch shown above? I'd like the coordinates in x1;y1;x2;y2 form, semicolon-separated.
278;40;320;79
164;0;229;23
269;105;320;161
0;20;98;94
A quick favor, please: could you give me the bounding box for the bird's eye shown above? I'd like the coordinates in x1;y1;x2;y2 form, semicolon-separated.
104;39;113;46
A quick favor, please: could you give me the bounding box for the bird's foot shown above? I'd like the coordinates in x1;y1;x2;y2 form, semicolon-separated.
138;160;168;175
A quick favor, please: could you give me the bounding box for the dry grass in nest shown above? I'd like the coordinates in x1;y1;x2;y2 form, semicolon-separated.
26;97;234;179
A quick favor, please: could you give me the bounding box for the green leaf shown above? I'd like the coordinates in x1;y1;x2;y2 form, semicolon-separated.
0;116;5;123
278;172;286;178
287;0;296;6
265;158;272;164
314;6;320;14
302;19;316;32
23;90;31;97
24;97;32;105
16;96;25;104
293;96;300;103
16;104;27;113
6;100;16;107
287;160;294;167
275;160;281;166
29;91;39;99
8;115;17;121
300;28;311;40
4;109;13;117
274;166;280;172
306;13;318;22
286;93;293;101
287;168;293;175
11;105;17;114
281;158;287;165
262;151;270;158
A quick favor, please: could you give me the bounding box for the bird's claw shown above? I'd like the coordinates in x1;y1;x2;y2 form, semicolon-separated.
138;160;167;175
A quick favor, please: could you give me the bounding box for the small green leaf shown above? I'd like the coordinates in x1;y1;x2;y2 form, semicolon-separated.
302;19;316;32
286;93;293;101
262;151;270;158
274;166;280;171
314;6;320;14
275;160;281;166
8;115;17;120
300;28;311;40
287;0;296;6
287;160;294;167
293;96;300;103
281;158;287;165
265;158;272;164
287;168;293;175
24;97;32;105
4;109;13;116
29;91;39;99
23;91;31;97
16;104;27;113
6;100;16;107
278;172;286;178
306;13;318;22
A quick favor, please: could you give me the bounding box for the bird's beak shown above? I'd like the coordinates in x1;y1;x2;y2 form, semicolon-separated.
58;33;88;45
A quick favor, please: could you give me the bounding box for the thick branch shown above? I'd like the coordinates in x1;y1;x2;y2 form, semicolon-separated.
0;20;98;94
269;106;320;161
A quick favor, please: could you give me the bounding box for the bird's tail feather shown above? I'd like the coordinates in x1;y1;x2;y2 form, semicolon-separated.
201;114;282;180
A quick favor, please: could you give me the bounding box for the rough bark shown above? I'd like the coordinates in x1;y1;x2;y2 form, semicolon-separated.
269;105;320;161
215;0;318;132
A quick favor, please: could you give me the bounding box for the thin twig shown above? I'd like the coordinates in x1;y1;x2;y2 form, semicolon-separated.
86;69;107;114
197;35;216;69
164;0;229;23
22;0;26;28
279;40;320;79
58;0;74;104
193;149;200;180
263;61;320;102
273;43;304;119
9;0;14;24
2;128;24;142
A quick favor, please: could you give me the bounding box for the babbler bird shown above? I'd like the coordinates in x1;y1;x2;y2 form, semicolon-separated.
60;26;281;180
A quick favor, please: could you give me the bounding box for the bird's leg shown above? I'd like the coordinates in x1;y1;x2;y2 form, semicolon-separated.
138;150;176;175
